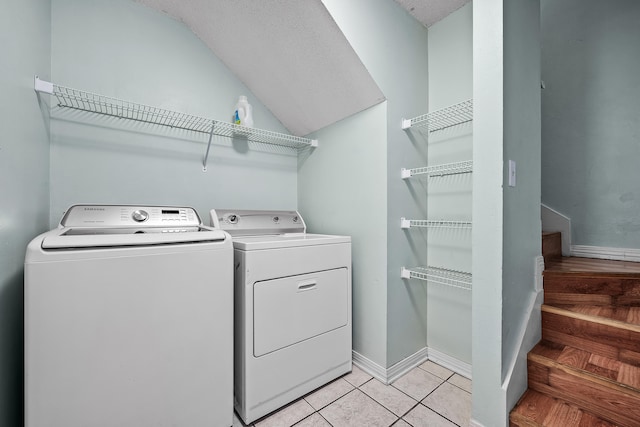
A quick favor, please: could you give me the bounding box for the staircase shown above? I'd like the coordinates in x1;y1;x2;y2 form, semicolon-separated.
510;232;640;427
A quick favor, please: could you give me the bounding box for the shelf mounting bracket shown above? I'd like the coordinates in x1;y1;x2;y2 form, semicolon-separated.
202;120;216;172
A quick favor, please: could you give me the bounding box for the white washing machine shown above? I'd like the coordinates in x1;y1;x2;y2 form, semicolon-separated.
25;205;234;427
210;209;352;424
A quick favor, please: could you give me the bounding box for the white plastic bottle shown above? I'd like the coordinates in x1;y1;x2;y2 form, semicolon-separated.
233;96;254;128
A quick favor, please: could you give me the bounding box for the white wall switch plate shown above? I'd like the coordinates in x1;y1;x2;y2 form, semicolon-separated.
508;160;516;187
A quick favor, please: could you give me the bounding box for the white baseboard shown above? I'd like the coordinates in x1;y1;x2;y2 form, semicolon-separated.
571;245;640;262
352;347;471;385
386;347;429;384
352;351;388;384
469;419;485;427
427;347;472;379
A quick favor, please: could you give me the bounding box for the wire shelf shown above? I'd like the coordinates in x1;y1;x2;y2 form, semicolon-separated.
400;218;472;229
401;160;473;179
34;77;318;169
401;266;472;291
402;99;473;133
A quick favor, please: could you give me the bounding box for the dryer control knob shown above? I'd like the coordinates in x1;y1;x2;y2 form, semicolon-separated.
132;210;149;222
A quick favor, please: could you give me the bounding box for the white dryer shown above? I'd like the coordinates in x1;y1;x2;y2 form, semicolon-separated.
25;205;234;427
210;209;352;424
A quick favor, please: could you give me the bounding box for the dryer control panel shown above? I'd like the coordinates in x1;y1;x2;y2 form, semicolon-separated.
60;205;201;229
210;209;306;236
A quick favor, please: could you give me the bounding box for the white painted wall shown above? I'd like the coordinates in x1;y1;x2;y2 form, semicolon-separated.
317;0;430;369
299;103;389;367
502;0;542;414
50;0;297;225
541;0;640;250
426;3;473;365
471;0;507;423
472;0;542;425
0;1;51;425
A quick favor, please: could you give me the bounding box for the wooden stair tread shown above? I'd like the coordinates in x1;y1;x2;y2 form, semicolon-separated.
510;389;617;427
512;248;640;426
542;304;640;333
545;257;640;277
532;340;640;391
545;304;640;327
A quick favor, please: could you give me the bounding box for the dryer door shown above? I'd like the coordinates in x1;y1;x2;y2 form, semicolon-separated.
253;268;348;357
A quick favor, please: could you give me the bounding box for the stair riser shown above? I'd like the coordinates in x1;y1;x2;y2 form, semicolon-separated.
528;359;640;427
542;311;640;365
542;232;562;264
544;276;640;306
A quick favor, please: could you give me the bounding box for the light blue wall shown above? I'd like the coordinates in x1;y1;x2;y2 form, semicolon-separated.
318;0;429;368
472;0;507;423
426;3;473;364
502;0;542;413
472;0;541;425
541;0;640;249
50;0;297;226
299;103;388;367
0;1;51;425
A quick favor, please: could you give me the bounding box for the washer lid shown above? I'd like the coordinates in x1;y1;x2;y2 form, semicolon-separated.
41;204;227;249
231;233;350;251
41;227;228;249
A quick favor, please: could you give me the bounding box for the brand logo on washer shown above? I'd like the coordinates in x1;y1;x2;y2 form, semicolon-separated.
83;207;105;211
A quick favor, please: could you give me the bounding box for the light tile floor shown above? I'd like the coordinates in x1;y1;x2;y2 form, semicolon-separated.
233;360;472;427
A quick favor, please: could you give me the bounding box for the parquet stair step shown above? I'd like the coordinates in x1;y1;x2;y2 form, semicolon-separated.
510;245;640;426
544;272;640;307
526;340;640;426
542;304;640;367
510;389;616;427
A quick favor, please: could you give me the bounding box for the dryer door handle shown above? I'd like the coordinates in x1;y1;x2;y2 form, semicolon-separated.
297;280;317;292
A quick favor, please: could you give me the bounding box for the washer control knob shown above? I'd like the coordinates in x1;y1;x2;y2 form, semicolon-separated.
227;214;238;224
132;210;149;222
273;216;279;223
293;216;299;223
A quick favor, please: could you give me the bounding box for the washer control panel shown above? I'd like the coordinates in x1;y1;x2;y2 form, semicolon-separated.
60;205;201;228
210;209;305;236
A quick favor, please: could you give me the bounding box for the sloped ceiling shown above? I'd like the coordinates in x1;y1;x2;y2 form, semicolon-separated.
136;0;471;137
394;0;471;28
136;0;385;137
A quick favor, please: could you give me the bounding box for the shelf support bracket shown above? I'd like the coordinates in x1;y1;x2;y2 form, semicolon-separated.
34;76;53;95
400;267;411;279
202;120;215;172
401;118;412;130
400;218;411;229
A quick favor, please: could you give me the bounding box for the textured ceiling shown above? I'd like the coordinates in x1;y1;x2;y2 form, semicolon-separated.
136;0;470;136
136;0;385;137
394;0;472;27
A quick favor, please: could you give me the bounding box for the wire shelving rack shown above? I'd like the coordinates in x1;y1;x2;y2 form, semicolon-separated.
401;99;473;133
400;218;472;230
34;76;318;170
401;160;473;179
400;266;471;291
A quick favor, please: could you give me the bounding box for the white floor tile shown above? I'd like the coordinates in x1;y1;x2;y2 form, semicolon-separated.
254;399;315;427
391;367;444;401
448;373;472;393
419;360;454;380
360;378;418;417
293;413;332;427
320;389;397;427
403;404;457;427
304;378;354;411
422;382;471;427
343;364;373;387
